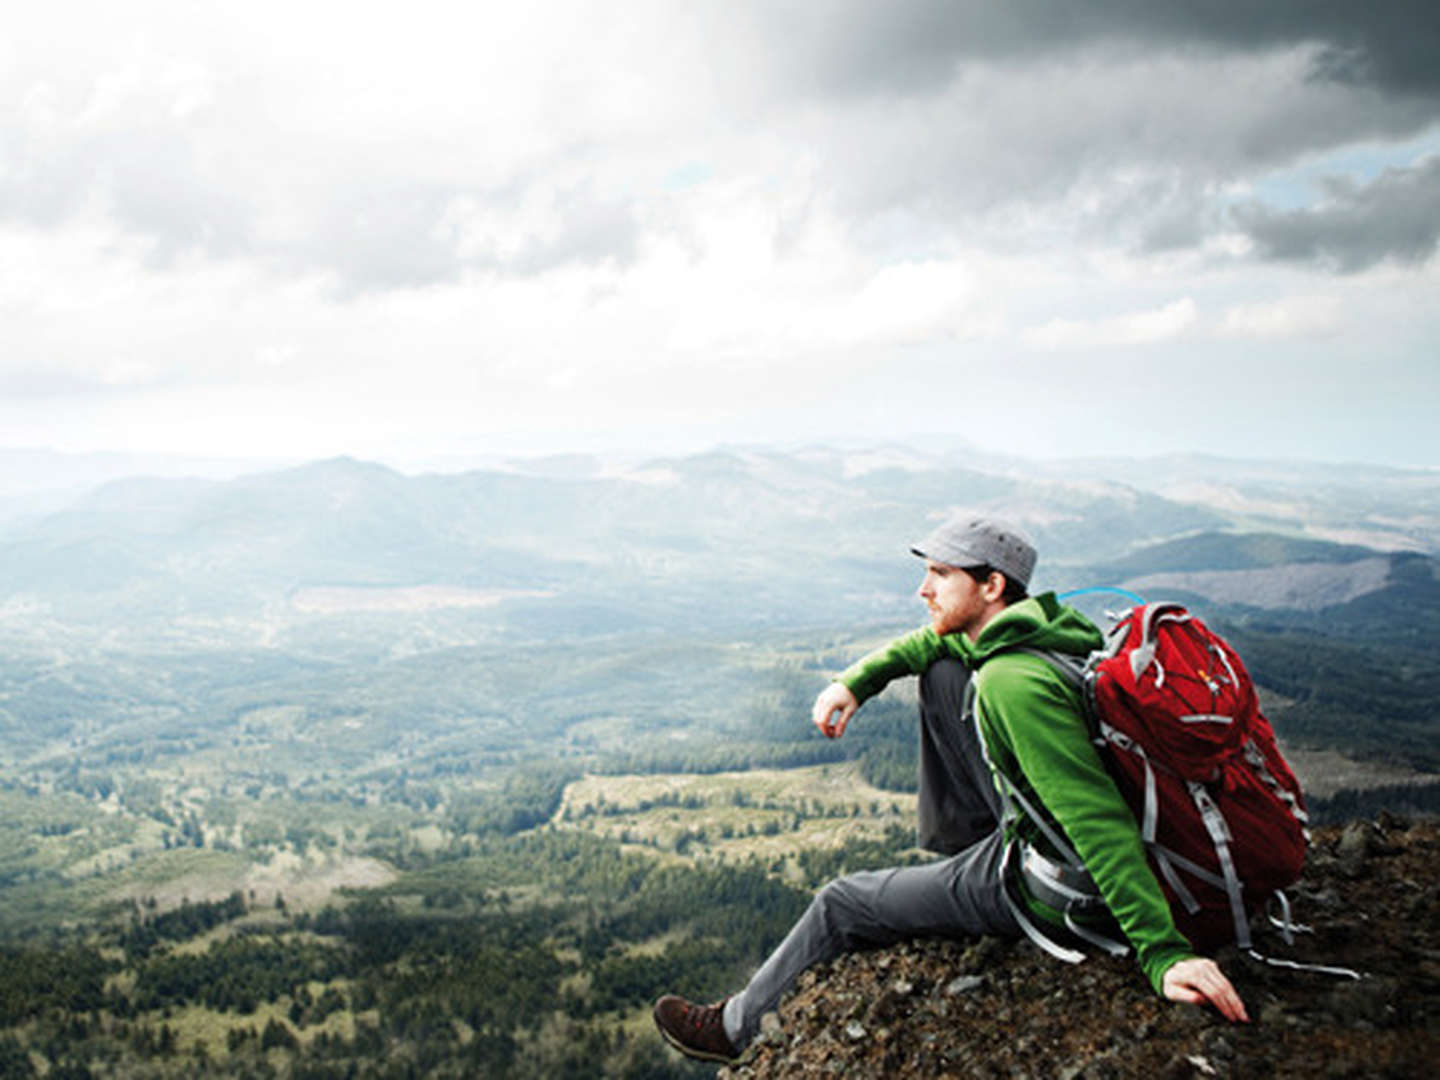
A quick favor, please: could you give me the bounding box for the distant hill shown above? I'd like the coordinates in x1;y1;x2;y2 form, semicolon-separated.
1069;530;1435;617
1034;453;1440;556
1091;531;1386;576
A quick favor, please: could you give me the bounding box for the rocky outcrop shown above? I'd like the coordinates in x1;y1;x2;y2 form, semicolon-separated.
722;817;1439;1079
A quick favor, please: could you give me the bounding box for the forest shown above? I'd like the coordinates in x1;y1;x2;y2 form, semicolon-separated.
0;817;931;1078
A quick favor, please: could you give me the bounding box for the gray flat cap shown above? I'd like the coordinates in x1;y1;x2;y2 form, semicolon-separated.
910;516;1036;590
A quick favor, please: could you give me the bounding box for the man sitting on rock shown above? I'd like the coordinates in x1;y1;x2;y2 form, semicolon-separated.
653;516;1248;1064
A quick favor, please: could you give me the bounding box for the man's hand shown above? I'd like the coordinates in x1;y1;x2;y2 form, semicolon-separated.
1162;957;1249;1023
812;683;859;739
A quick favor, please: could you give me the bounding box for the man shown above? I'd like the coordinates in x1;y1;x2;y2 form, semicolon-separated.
653;516;1247;1064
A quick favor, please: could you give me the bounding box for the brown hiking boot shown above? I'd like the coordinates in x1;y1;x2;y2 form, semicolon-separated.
652;994;741;1063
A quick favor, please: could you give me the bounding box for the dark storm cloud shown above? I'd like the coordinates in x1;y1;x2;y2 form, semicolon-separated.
754;0;1440;100
1232;156;1440;272
726;2;1440;264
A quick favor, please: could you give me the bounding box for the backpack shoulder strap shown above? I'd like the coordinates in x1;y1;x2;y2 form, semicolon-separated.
963;646;1092;875
966;643;1089;684
993;646;1101;744
1011;645;1086;688
966;646;1130;962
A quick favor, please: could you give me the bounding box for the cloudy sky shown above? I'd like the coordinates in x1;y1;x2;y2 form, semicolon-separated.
4;1;1438;470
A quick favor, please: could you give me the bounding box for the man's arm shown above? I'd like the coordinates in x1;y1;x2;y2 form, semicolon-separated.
814;626;956;739
833;627;954;704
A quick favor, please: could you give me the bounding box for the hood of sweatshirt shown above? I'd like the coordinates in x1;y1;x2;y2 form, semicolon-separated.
952;591;1103;667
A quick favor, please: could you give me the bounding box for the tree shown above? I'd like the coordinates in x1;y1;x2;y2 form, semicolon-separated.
260;1017;299;1051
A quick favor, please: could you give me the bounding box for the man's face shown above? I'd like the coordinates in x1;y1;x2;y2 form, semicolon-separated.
917;559;991;638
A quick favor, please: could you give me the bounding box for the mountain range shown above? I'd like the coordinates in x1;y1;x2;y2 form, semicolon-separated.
2;445;1434;639
1;443;1436;776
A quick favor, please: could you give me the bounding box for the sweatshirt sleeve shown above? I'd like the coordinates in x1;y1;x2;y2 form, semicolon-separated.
835;627;956;704
976;655;1196;994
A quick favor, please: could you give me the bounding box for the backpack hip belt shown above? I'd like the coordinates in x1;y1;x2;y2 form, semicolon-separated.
1019;842;1104;912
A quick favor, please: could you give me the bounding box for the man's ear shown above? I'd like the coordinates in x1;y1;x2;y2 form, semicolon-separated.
984;571;1008;602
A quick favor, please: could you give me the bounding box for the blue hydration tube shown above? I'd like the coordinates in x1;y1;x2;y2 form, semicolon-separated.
1057;586;1146;605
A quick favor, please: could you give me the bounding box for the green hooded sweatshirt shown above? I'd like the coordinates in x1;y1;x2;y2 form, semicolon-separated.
837;592;1195;994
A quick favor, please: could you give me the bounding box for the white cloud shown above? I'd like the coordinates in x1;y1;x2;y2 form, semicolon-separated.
832;261;1001;346
255;344;299;369
1216;295;1342;340
1020;298;1198;350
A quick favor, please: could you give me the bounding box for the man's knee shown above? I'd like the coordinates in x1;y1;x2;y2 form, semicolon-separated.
810;871;883;936
814;872;867;914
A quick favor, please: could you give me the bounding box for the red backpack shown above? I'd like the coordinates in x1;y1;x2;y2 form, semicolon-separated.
1064;601;1309;951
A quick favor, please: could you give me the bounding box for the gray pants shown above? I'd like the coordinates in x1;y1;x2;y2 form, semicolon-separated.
723;659;1019;1047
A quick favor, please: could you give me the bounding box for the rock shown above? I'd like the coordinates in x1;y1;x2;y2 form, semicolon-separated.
867;981;914;1023
1297;885;1343;909
960;934;1007;972
1202;1031;1234;1061
1326;976;1399;1028
1336;822;1372;877
844;1020;867;1042
1259;999;1289;1026
945;974;984;996
1375;810;1410;832
1168;1003;1215;1033
1074;1052;1123;1079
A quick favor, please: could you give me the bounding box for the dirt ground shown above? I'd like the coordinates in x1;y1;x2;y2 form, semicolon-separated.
722;816;1439;1079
